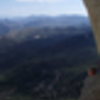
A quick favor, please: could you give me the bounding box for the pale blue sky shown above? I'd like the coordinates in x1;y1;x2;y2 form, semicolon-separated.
0;0;88;18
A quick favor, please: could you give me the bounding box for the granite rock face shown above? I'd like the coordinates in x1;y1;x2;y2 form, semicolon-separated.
80;1;100;100
84;0;100;53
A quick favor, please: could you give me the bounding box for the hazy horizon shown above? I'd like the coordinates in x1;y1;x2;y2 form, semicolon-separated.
0;14;88;20
0;0;88;18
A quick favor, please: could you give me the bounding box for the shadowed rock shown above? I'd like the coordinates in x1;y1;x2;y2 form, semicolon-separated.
79;74;100;100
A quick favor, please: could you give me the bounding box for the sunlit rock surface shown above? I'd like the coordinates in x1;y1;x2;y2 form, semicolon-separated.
84;0;100;53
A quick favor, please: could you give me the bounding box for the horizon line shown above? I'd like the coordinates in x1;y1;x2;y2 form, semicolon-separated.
0;14;88;19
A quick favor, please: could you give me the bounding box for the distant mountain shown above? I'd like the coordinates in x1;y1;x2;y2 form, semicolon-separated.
0;15;91;36
0;19;23;35
14;15;90;28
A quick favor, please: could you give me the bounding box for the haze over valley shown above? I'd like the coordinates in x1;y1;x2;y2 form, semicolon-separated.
0;15;97;100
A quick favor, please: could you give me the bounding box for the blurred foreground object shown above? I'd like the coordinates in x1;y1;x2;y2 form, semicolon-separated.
80;0;100;100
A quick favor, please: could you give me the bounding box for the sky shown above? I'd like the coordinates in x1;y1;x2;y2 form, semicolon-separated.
0;0;88;18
